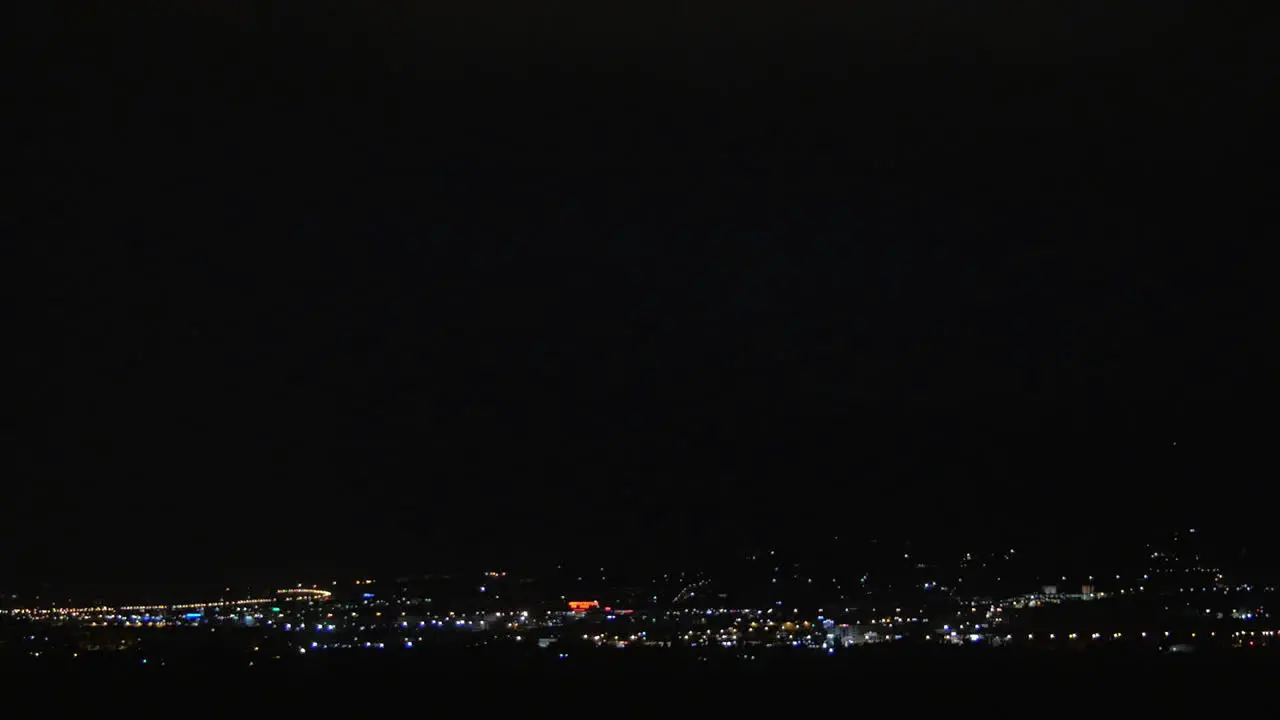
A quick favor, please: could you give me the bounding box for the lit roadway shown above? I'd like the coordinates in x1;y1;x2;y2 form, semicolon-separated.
5;588;332;617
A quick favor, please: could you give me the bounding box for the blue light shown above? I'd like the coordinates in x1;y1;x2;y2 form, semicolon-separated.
405;641;413;648
362;593;375;599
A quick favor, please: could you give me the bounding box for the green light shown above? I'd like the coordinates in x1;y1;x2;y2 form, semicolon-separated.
271;607;280;613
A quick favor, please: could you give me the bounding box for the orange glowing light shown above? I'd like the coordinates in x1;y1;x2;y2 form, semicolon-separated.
568;601;599;612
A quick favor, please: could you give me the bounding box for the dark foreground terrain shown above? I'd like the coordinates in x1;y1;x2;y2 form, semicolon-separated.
3;645;1263;720
9;645;1276;708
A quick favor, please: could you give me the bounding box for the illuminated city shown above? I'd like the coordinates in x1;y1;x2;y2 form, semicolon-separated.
14;2;1267;704
4;529;1277;670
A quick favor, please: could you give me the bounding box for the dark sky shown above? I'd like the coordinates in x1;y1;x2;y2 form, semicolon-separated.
11;4;1274;591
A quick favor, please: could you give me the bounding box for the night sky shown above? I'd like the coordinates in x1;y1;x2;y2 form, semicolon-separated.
12;4;1273;594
